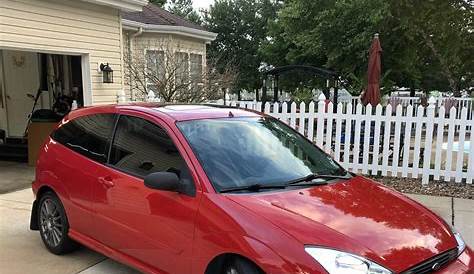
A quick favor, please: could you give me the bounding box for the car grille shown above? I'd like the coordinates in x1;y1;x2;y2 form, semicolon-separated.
401;248;458;274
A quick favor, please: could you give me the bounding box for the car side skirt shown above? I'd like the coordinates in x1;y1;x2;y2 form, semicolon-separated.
68;229;160;274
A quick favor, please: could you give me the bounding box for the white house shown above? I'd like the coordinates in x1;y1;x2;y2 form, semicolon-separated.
0;0;216;141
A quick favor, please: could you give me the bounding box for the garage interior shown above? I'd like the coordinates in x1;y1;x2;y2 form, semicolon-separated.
0;49;84;163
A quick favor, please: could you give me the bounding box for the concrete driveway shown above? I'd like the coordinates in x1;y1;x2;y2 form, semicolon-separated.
0;163;472;273
0;189;139;274
0;161;34;194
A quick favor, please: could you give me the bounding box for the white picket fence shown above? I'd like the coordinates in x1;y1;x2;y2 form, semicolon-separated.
225;96;474;185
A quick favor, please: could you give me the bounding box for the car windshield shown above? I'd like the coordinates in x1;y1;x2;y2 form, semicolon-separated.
177;117;345;192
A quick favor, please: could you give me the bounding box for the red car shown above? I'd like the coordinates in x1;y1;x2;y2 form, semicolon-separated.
30;104;473;274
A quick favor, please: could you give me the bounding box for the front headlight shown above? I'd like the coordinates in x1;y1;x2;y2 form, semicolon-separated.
450;226;466;256
305;247;392;274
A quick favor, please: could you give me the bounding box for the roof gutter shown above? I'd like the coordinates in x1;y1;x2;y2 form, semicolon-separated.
131;26;144;38
122;19;218;44
81;0;148;12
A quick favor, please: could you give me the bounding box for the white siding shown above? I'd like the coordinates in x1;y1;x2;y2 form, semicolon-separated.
123;30;208;101
0;0;124;104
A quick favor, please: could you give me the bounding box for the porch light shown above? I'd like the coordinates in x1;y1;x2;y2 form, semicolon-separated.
100;63;114;83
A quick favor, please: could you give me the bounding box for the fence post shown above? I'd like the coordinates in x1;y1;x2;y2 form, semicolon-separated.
445;107;457;181
455;107;468;183
362;104;372;175
316;93;326;148
307;102;315;140
299;102;306;135
343;103;353;170
334;103;343;163
372;104;383;175
422;98;436;185
381;104;392;176
264;102;271;114
324;102;334;153
401;105;413;178
391;105;403;177
290;102;297;128
468;116;474;184
281;102;288;124
412;105;424;178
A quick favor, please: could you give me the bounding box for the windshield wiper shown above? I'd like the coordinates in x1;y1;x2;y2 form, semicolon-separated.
220;183;287;193
288;173;351;186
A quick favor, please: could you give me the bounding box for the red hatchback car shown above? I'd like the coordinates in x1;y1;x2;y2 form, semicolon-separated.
31;104;473;274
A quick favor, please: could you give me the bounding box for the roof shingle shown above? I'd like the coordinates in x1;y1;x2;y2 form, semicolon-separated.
122;3;206;31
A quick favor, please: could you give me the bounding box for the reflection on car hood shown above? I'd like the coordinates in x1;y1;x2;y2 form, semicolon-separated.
226;176;457;273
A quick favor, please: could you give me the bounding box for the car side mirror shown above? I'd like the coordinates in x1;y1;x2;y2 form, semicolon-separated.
144;172;195;197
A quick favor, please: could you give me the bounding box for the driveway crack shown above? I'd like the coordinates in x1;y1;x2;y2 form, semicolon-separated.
75;258;108;273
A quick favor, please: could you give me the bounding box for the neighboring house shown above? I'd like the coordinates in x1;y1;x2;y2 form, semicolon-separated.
121;3;217;101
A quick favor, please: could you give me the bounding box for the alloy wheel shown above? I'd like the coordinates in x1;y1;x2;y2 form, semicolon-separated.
40;198;64;247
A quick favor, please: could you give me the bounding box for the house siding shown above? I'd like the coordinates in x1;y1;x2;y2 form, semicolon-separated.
123;30;207;101
0;0;124;105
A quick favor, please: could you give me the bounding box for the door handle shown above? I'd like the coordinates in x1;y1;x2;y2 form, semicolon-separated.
98;176;115;188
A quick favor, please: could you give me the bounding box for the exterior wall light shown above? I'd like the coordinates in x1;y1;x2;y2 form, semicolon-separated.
100;63;114;83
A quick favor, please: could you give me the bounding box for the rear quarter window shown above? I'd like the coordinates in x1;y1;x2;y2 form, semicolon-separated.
51;113;116;163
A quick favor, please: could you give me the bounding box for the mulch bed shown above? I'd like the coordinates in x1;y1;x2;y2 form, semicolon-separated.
369;176;474;200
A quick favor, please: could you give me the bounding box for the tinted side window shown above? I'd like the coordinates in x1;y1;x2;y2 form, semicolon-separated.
52;114;116;163
109;115;192;181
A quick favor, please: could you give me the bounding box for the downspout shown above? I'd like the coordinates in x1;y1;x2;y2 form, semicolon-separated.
128;27;143;101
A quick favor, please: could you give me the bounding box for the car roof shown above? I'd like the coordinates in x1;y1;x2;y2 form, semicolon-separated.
74;103;262;122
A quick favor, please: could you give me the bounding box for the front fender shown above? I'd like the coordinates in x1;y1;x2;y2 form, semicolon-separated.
191;194;325;273
192;232;298;274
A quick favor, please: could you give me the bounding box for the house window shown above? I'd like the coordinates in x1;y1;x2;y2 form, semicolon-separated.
145;51;204;95
190;54;203;82
145;50;165;94
175;52;189;89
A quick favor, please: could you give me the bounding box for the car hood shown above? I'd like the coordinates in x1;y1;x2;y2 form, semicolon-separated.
225;176;457;273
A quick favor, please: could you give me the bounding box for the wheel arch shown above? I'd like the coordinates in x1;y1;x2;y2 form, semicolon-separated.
30;185;58;231
37;185;56;198
204;253;264;274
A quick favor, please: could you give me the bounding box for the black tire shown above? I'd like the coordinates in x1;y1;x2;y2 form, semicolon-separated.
223;257;262;274
38;191;78;255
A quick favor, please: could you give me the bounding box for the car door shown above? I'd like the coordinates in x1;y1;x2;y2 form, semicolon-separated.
91;112;202;274
49;113;116;236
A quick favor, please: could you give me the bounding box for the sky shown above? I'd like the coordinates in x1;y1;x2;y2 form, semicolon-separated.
193;0;215;10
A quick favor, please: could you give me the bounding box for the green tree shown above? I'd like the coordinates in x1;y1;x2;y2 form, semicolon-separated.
261;0;396;94
391;0;473;96
260;0;473;95
168;0;202;24
149;0;167;7
204;0;280;91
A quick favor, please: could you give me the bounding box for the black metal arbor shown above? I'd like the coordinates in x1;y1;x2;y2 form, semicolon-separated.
261;65;340;107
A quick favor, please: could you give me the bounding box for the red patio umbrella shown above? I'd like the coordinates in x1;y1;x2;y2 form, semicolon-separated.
361;33;382;106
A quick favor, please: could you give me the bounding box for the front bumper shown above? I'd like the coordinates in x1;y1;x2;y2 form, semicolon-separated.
437;247;474;273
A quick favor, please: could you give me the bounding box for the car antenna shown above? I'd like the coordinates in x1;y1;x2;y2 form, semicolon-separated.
228;111;234;118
